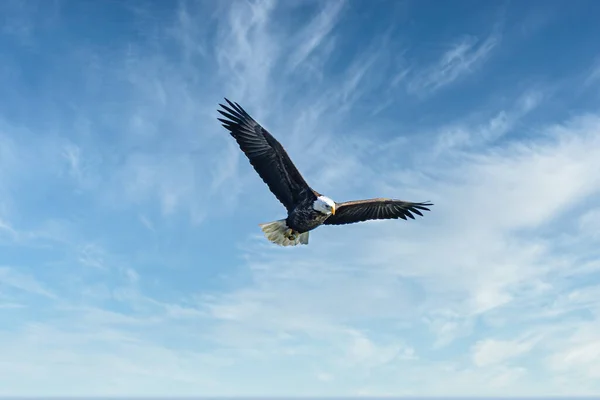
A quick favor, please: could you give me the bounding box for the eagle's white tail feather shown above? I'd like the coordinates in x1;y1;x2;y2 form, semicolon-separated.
258;219;309;246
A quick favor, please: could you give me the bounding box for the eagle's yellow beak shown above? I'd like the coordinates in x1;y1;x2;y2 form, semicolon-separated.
331;205;336;215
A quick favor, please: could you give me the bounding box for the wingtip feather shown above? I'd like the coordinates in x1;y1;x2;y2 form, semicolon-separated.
224;98;245;115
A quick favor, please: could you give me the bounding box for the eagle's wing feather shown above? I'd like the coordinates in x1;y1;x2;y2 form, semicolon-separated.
323;198;433;225
217;98;314;211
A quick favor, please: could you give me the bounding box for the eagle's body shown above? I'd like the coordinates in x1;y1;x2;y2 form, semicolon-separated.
217;98;433;246
287;196;332;233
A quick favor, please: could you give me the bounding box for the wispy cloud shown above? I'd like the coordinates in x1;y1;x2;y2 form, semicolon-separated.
585;56;600;86
215;0;280;108
432;89;544;154
286;1;346;73
472;335;540;367
0;217;17;240
407;33;500;96
0;266;56;299
1;0;600;396
197;108;600;394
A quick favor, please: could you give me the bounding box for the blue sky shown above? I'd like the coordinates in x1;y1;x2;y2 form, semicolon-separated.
1;0;600;396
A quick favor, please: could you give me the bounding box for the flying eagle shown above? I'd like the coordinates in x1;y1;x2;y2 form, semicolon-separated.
217;98;433;246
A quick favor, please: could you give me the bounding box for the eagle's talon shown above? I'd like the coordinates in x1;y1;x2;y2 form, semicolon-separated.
285;229;297;241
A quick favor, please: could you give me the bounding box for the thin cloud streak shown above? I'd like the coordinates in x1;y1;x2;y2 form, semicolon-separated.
286;1;346;73
407;33;500;96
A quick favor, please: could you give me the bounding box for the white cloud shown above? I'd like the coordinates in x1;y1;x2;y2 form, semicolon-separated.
343;330;411;368
407;33;500;95
472;337;537;367
0;217;17;240
195;106;600;394
286;1;346;73
316;371;334;382
61;143;81;180
1;1;600;396
545;319;600;383
0;266;56;299
579;207;600;238
432;89;544;155
551;340;600;377
424;308;474;348
585;57;600;86
77;243;107;270
137;214;155;232
0;321;225;396
215;0;280;108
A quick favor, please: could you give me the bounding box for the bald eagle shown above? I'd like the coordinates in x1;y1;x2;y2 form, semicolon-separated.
217;98;433;246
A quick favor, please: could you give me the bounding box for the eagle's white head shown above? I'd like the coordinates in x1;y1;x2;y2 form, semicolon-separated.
313;195;336;215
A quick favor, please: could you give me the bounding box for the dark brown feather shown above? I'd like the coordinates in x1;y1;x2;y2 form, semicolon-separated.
323;198;433;225
217;98;316;211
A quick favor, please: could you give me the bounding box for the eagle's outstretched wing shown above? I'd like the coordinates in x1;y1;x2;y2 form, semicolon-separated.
217;98;315;211
323;198;433;225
